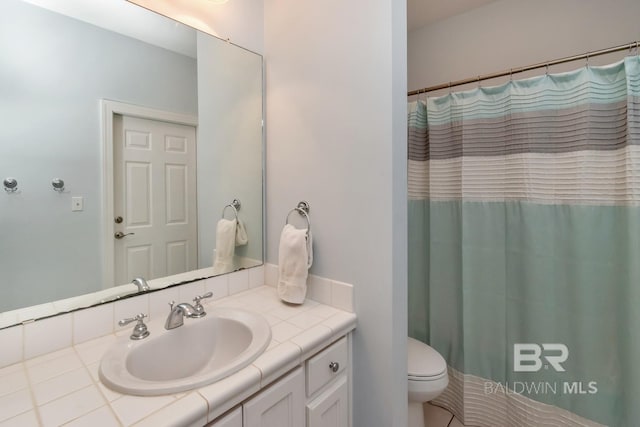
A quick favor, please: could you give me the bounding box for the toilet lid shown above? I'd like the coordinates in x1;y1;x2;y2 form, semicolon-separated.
407;337;447;378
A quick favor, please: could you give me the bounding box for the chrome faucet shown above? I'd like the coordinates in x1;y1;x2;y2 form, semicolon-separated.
119;313;150;340
164;292;213;330
132;277;150;292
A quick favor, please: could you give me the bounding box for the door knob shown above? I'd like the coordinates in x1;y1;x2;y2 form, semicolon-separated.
114;216;123;224
114;231;135;239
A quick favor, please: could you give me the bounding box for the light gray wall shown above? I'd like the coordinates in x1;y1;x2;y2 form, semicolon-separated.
196;33;263;268
264;0;408;425
0;0;197;311
408;0;640;93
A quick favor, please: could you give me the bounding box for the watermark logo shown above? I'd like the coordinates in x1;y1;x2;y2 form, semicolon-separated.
514;343;568;372
483;343;598;396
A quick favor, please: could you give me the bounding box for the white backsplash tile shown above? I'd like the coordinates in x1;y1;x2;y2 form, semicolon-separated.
228;269;250;295
331;280;354;312
73;303;114;345
178;281;206;303
248;265;264;288
265;263;354;312
204;275;229;300
0;326;23;369
148;286;180;323
307;274;332;305
24;313;72;360
264;263;278;287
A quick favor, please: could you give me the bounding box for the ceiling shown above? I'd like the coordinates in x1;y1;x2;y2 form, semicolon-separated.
407;0;498;32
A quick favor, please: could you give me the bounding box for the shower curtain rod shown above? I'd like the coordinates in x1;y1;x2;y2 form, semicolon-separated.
408;40;640;96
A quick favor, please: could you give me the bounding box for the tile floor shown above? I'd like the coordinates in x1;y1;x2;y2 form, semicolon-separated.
424;402;466;427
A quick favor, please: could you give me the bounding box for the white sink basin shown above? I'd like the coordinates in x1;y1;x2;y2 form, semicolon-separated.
99;307;271;396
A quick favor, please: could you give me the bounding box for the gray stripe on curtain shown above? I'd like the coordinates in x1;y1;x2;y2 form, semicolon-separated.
408;99;640;161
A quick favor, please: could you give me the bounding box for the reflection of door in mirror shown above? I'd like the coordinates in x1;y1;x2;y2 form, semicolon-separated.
113;115;197;284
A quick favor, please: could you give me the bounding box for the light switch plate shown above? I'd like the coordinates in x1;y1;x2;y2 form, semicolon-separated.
72;196;83;212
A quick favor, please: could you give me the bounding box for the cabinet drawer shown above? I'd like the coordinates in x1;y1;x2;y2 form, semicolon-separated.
307;376;349;427
306;337;348;397
244;367;305;427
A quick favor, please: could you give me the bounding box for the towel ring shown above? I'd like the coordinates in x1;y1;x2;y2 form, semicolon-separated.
285;201;311;233
221;199;241;221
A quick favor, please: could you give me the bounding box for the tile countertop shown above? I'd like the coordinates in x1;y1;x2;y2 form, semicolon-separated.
0;286;357;427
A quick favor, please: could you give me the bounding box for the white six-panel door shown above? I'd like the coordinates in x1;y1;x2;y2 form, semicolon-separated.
113;115;197;285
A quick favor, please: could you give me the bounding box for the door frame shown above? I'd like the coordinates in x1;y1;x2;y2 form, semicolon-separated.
101;100;198;289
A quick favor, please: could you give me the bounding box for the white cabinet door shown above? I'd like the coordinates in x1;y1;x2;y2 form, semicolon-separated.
208;407;242;427
244;367;305;427
307;376;349;427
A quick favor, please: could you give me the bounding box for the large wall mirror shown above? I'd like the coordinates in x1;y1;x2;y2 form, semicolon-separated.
0;0;264;328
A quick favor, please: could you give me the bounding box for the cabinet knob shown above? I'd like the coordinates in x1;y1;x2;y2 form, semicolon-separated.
329;361;339;373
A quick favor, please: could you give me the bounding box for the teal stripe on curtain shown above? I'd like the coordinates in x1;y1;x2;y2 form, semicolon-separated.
421;201;640;426
408;56;640;427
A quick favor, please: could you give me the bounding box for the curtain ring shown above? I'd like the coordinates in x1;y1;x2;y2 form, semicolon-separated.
477;76;481;88
586;52;590;68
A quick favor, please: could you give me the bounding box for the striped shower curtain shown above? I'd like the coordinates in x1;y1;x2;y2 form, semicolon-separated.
408;56;640;427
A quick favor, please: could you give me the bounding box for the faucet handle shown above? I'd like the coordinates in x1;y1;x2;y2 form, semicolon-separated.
193;292;213;305
118;313;150;340
192;292;213;317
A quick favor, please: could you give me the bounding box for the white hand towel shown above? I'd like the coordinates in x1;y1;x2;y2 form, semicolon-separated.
212;218;236;274
236;219;248;246
277;224;313;304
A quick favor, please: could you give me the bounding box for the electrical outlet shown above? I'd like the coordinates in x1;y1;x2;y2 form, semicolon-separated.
72;196;83;212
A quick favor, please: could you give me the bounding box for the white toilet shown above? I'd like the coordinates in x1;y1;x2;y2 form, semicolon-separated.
407;337;449;427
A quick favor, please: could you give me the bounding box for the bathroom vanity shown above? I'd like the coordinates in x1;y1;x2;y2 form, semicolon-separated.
0;274;356;427
214;336;349;427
